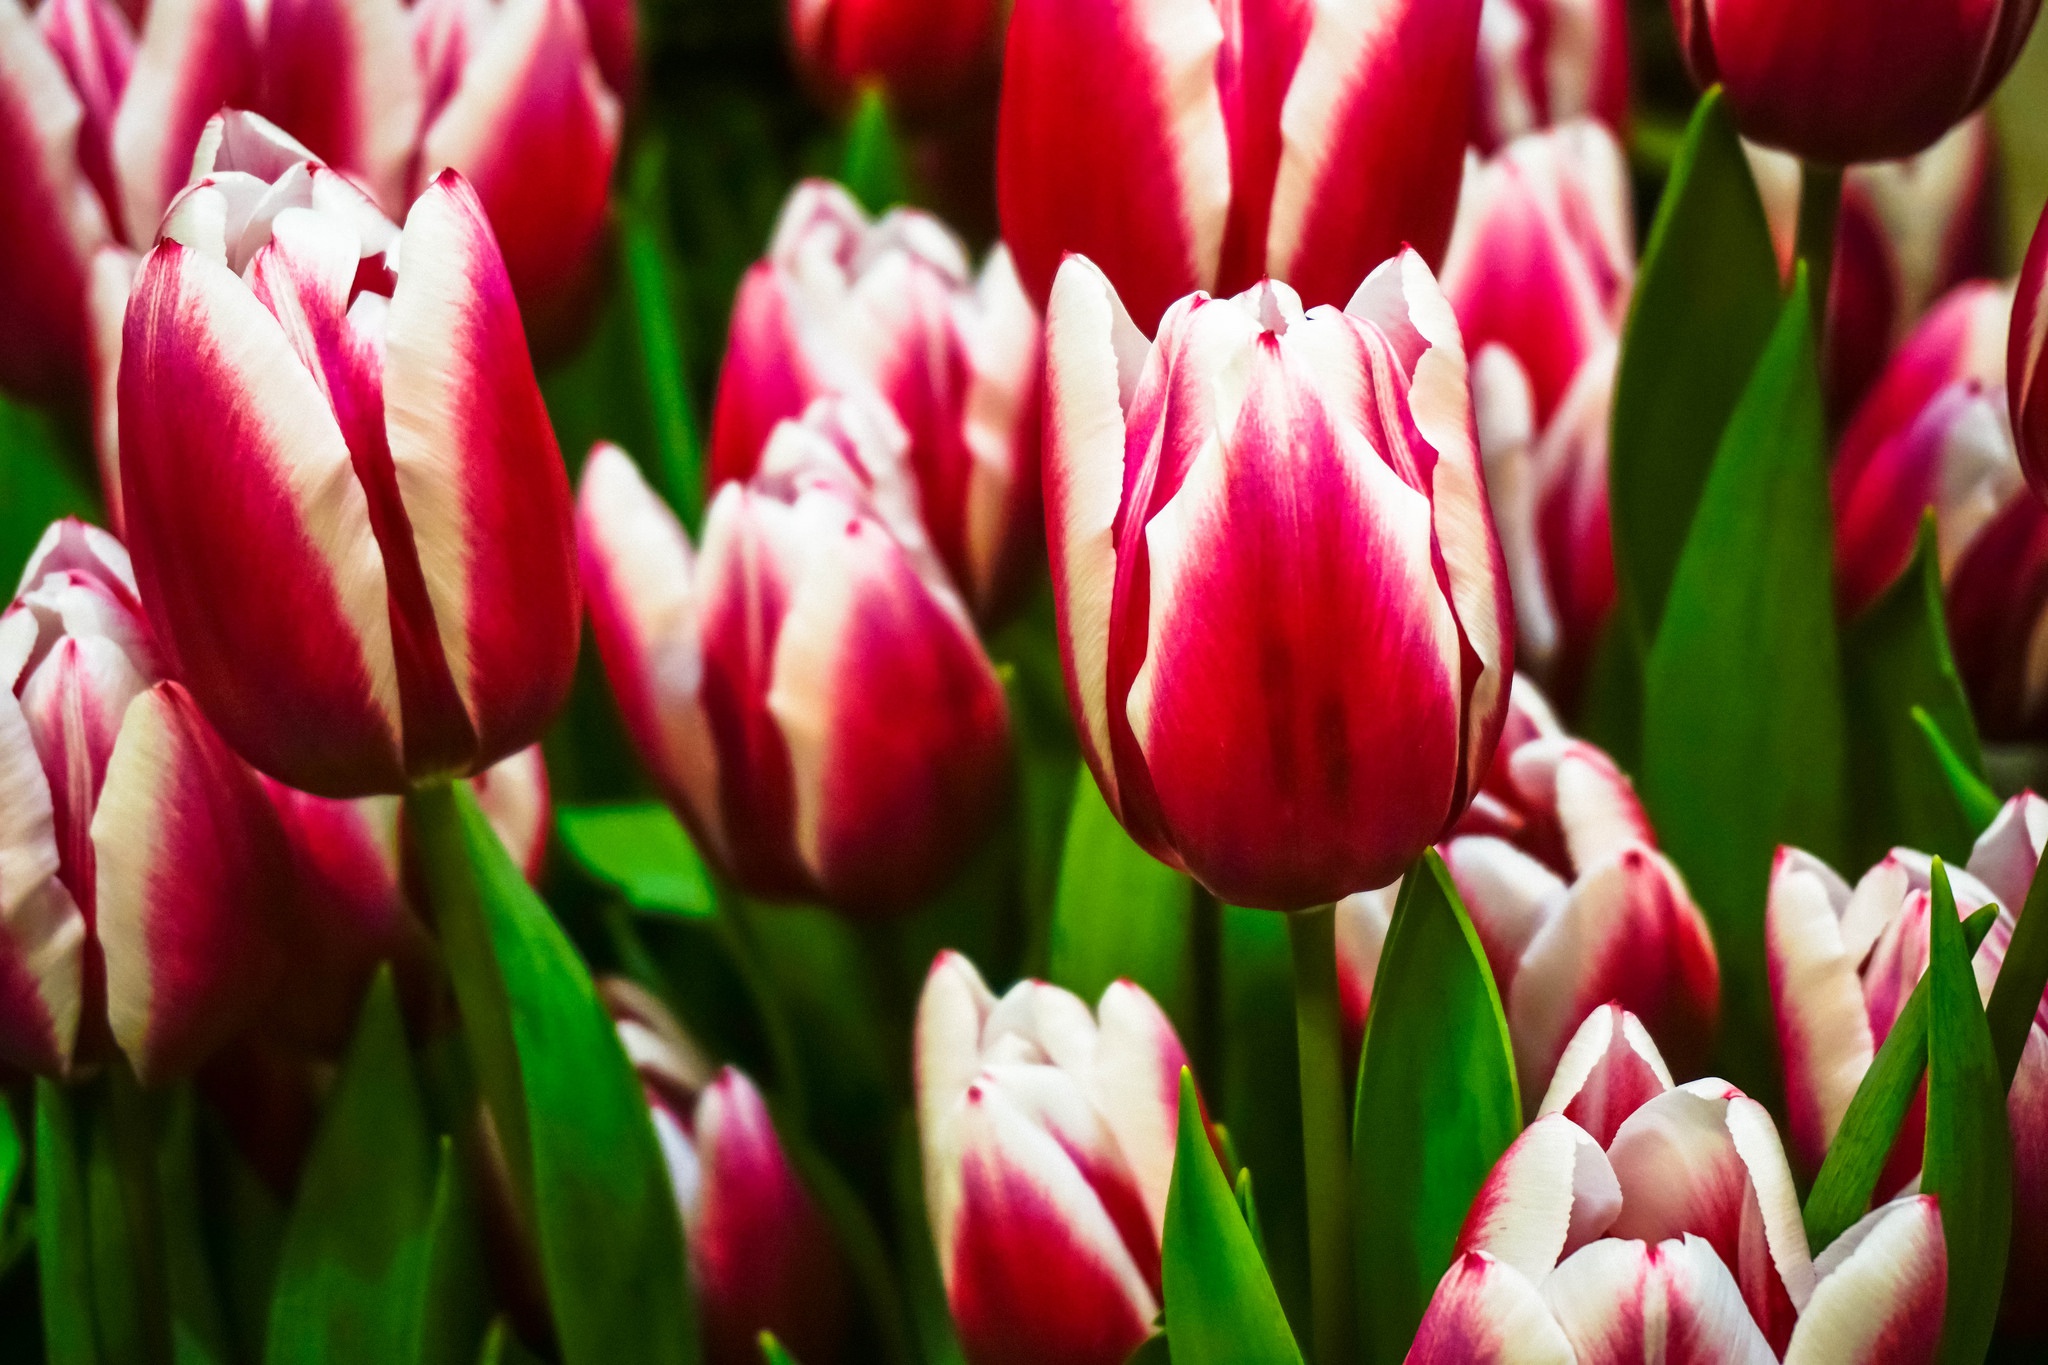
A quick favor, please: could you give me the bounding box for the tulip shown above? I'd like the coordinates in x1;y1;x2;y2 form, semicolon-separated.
0;518;291;1081
578;404;1012;918
1767;792;2048;1336
607;979;852;1365
1043;252;1510;910
1336;678;1718;1099
1440;121;1632;703
1670;0;2039;165
116;112;580;800
710;180;1044;623
2012;192;2048;499
1747;118;1997;420
1407;1006;1947;1363
998;0;1482;331
1470;0;1630;154
916;951;1210;1365
788;0;999;118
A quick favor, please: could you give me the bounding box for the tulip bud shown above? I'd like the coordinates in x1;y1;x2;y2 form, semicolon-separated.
578;406;1011;918
0;518;291;1082
788;0;999;118
916;951;1210;1365
1441;122;1631;704
999;0;1482;330
1671;0;2039;164
1470;0;1630;154
607;980;852;1365
1337;679;1717;1099
1044;253;1511;909
710;181;1044;623
117;113;580;800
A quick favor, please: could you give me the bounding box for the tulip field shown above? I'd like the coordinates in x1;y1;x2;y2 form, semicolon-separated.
9;0;2048;1361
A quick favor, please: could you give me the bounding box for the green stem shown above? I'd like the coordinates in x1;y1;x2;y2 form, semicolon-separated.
714;890;811;1129
1796;161;1844;352
1289;904;1352;1365
105;1062;174;1365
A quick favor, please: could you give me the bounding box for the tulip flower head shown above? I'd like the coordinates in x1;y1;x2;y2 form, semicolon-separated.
1407;1005;1947;1364
711;180;1044;623
1338;678;1718;1099
0;518;291;1082
916;951;1208;1365
1671;0;2040;164
999;0;1483;330
2012;194;2048;500
1470;0;1631;154
117;112;581;799
1044;251;1511;909
579;405;1012;919
788;0;1000;117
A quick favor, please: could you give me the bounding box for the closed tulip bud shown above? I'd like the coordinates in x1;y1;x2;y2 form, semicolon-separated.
1045;252;1511;909
1672;0;2039;165
578;406;1011;918
1442;122;1631;704
1337;679;1718;1099
788;0;999;118
999;0;1482;331
710;181;1044;623
117;113;580;800
0;519;291;1082
607;980;851;1365
916;951;1210;1365
1470;0;1630;154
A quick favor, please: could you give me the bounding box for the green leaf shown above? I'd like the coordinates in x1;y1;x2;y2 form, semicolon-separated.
1049;770;1195;1031
410;1140;490;1365
1126;1332;1172;1364
557;802;716;919
476;1320;546;1365
1641;275;1846;1099
758;1334;801;1365
267;969;438;1364
1609;85;1785;648
619;137;705;529
1841;516;1988;867
1219;906;1308;1334
1352;853;1521;1365
1912;705;2002;838
774;1118;914;1365
840;85;910;214
158;1089;229;1365
409;783;696;1365
1235;1169;1268;1270
37;1080;100;1365
1161;1071;1302;1365
1988;835;2048;1089
1803;904;1998;1252
0;392;98;584
1923;859;2012;1365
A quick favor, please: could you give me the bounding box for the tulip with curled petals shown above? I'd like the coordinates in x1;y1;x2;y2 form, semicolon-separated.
578;403;1012;919
710;180;1044;623
1469;0;1630;155
1337;678;1718;1099
1406;1005;1947;1364
788;0;998;118
116;112;580;800
607;980;852;1365
1767;791;2048;1336
916;951;1215;1365
0;518;291;1082
1670;0;2039;165
1043;253;1510;910
998;0;1482;331
1441;121;1631;705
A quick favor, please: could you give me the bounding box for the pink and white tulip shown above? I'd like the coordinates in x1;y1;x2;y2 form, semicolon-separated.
0;518;291;1082
1441;121;1632;704
709;180;1044;623
1408;1005;1947;1363
1469;0;1630;155
1337;679;1718;1098
608;980;852;1365
915;951;1207;1365
997;0;1483;331
1043;253;1511;910
788;0;999;118
116;114;580;799
578;406;1012;919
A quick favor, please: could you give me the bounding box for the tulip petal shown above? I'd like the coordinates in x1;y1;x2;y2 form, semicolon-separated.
258;0;420;212
1089;979;1192;1233
110;0;257;244
471;743;550;884
1785;1196;1945;1365
95;682;289;1083
1544;1235;1778;1365
1767;845;1880;1173
1455;1113;1622;1282
1538;1003;1675;1148
916;948;1001;1251
2015;190;2048;498
1963;790;2046;917
1405;1252;1576;1364
2004;1025;2048;1338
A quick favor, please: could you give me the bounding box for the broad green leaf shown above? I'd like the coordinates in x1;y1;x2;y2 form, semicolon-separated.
158;1090;228;1365
1220;906;1308;1334
38;1079;100;1365
0;393;97;584
1353;853;1521;1365
1641;276;1846;1098
1049;770;1194;1031
1923;860;2012;1365
1912;706;2001;835
410;1140;490;1365
840;86;910;214
1988;835;2048;1088
1161;1071;1302;1365
1841;517;1987;867
557;802;716;919
1126;1332;1172;1364
1803;904;1997;1252
409;783;696;1365
758;1334;801;1365
1609;86;1784;647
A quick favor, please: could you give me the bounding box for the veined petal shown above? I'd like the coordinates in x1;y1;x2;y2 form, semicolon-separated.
1405;1253;1576;1364
1766;845;1878;1173
1455;1113;1623;1282
110;0;257;244
258;0;422;213
1538;1003;1675;1148
1785;1196;1944;1365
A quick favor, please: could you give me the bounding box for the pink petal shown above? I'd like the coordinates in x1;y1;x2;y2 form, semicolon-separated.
110;0;258;244
1786;1196;1945;1365
2015;182;2048;499
707;260;819;490
1404;1252;1576;1364
1455;1114;1623;1281
1335;884;1394;1060
915;949;1000;1218
1211;0;1314;295
256;0;421;214
35;0;133;233
88;245;139;529
1087;978;1191;1233
470;742;550;884
1964;790;2048;917
2004;1025;2048;1338
1543;1235;1778;1365
1766;845;1879;1174
1537;1003;1675;1148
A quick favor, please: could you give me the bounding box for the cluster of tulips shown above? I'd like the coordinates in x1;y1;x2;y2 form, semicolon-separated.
3;0;2048;1360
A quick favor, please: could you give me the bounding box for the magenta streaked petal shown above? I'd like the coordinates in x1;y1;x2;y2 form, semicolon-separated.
256;0;419;213
915;948;1001;1237
470;743;550;884
1537;1003;1674;1148
1455;1114;1622;1281
36;0;133;227
707;261;818;489
1087;979;1191;1232
1442;833;1568;998
1963;790;2047;920
1786;1196;1945;1365
1766;845;1877;1174
1405;1252;1575;1364
2004;1025;2048;1338
2015;193;2048;498
88;245;139;530
110;0;258;244
1544;1235;1778;1365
